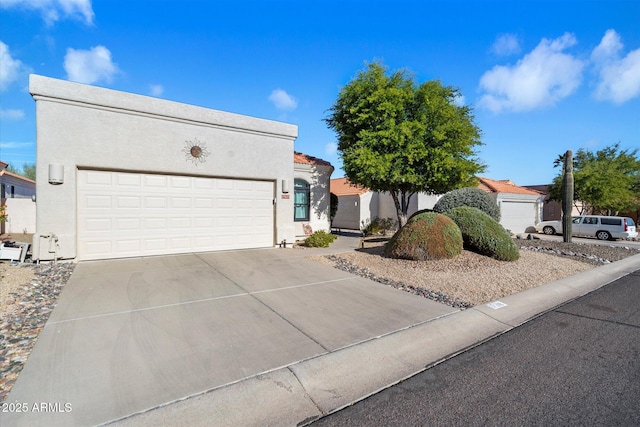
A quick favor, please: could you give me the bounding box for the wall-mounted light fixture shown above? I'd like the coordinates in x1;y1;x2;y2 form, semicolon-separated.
48;164;64;185
282;179;290;193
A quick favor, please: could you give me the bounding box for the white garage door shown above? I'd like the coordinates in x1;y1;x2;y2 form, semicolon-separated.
500;201;536;234
77;170;274;260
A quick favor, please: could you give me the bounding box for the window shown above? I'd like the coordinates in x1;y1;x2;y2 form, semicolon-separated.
294;179;310;221
601;218;621;226
583;217;598;225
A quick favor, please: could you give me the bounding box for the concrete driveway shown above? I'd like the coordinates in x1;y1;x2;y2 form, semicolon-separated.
2;242;457;426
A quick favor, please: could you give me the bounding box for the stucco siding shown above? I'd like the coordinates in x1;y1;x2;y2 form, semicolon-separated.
30;75;298;260
294;163;333;238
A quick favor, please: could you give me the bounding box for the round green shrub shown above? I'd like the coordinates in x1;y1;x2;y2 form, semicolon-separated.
444;206;519;261
304;230;337;247
407;208;434;222
384;212;462;261
433;187;501;221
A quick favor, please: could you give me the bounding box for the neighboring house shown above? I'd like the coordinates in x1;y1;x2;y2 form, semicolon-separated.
29;74;331;261
293;152;334;239
330;177;440;230
477;177;545;233
1;161;37;235
330;177;375;230
331;176;544;234
525;184;586;221
0;161;36;199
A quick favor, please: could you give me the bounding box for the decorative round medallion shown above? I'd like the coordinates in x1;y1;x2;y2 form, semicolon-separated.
182;138;210;165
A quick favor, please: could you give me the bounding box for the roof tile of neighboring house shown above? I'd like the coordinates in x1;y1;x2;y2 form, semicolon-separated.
0;169;36;184
294;151;332;167
477;177;542;196
330;177;370;196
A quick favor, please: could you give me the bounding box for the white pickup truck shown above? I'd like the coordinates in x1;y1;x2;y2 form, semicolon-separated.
535;215;638;240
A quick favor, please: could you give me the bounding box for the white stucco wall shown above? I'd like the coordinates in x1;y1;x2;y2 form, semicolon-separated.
30;74;298;260
294;163;333;238
377;192;440;223
332;194;362;230
1;198;36;234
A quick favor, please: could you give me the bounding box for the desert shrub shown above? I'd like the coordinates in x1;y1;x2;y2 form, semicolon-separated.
444;206;519;261
433;187;501;221
304;230;337;247
407;208;433;222
384;212;462;261
361;217;397;236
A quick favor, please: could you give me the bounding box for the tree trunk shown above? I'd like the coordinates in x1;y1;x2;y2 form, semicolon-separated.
561;150;574;243
390;190;412;228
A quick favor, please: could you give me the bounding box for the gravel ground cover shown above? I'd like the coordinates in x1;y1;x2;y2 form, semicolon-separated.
0;237;637;402
0;261;75;402
310;238;640;309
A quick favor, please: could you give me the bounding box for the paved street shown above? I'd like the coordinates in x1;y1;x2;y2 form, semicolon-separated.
312;269;640;426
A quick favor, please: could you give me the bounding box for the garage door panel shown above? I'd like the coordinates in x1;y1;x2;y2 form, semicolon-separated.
117;173;142;186
145;197;167;208
78;170;274;260
501;201;536;233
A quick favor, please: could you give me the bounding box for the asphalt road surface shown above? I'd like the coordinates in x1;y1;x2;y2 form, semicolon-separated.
312;269;640;426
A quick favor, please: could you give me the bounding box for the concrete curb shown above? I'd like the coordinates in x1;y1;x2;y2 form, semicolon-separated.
109;253;640;427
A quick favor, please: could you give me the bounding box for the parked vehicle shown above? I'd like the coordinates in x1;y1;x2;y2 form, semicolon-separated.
535;215;638;240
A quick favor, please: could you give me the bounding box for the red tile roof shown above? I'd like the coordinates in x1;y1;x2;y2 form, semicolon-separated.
330;177;370;196
477;177;542;195
294;151;332;167
330;176;542;197
0;169;36;184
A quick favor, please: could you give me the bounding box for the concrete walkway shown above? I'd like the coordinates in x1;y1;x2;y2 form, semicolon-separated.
2;233;640;426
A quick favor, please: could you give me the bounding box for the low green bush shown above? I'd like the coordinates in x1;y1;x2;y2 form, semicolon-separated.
304;230;337;247
444;206;519;261
407;208;433;222
361;217;397;236
384;212;462;261
433;187;501;221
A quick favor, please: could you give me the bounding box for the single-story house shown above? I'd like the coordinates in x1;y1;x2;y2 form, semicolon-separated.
293;152;334;238
330;177;440;229
0;160;36;199
477;177;544;233
331;177;544;234
29;74;332;261
1;161;37;235
525;184;585;221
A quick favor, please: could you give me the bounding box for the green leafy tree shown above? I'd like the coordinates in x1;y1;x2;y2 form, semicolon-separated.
549;143;640;215
22;163;36;181
5;162;36;181
325;61;485;227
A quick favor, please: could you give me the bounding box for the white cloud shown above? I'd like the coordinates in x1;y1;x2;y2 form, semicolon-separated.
491;34;521;56
453;93;466;107
0;41;28;91
149;84;164;96
64;45;120;84
325;142;338;156
0;0;94;25
591;29;640;104
478;33;585;113
0;141;33;149
268;88;298;111
0;109;25;120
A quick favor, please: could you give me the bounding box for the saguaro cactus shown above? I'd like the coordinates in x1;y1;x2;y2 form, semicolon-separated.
561;150;574;243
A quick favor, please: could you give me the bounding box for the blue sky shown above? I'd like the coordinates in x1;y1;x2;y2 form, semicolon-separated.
1;0;639;185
